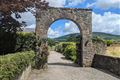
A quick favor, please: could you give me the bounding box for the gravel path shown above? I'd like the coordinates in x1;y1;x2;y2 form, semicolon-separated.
27;51;120;80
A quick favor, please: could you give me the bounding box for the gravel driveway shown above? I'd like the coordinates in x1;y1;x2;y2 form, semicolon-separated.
27;51;120;80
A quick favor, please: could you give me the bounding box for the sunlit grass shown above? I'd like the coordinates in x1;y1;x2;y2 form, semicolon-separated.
106;45;120;57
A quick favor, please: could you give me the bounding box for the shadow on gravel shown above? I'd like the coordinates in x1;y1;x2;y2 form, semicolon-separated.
95;68;120;79
48;63;80;67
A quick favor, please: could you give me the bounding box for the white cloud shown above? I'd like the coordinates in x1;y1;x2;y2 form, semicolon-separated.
46;0;84;7
46;0;66;7
11;12;36;26
86;3;96;8
64;21;80;34
87;0;120;9
65;0;85;7
96;0;120;9
27;24;35;28
48;28;60;38
92;12;120;35
48;21;80;38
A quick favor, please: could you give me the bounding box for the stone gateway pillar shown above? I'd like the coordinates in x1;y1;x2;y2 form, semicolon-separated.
36;7;93;67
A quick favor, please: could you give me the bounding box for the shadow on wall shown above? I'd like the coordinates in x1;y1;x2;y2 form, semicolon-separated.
92;54;120;77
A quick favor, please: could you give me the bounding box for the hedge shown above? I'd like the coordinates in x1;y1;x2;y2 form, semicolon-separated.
0;51;35;80
64;45;77;61
55;42;75;53
15;32;37;52
55;42;76;62
0;32;37;55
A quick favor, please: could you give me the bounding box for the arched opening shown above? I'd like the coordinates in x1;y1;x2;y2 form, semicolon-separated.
36;7;93;67
47;18;83;66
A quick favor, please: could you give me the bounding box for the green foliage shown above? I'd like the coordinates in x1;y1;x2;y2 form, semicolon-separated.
55;42;75;53
105;40;113;46
0;51;35;80
64;45;77;61
55;43;63;53
0;15;24;54
93;32;120;41
55;42;76;62
54;32;120;42
54;33;81;42
92;36;105;43
0;32;17;54
0;32;37;55
47;38;56;47
15;32;37;52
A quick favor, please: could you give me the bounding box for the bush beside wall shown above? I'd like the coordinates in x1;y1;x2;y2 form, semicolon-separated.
64;45;77;61
0;51;35;80
55;42;77;62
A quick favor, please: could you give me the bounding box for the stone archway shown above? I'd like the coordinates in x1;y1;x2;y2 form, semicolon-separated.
35;7;93;67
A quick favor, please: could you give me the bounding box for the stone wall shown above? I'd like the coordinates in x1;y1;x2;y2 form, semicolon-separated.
18;65;32;80
92;54;120;77
92;41;107;55
36;7;93;67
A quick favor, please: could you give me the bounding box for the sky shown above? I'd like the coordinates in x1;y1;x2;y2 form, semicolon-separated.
12;0;120;38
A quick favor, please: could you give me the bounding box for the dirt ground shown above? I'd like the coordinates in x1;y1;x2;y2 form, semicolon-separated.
27;51;119;80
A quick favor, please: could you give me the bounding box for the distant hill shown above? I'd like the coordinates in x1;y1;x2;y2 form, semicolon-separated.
93;32;120;41
54;33;80;42
54;32;120;42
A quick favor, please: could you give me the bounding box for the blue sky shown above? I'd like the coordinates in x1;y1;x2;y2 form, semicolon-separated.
12;0;120;38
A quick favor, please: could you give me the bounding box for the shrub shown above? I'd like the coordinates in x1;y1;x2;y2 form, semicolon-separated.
0;51;35;80
105;40;113;46
55;43;63;53
0;32;37;55
92;36;105;43
47;38;56;47
64;45;77;62
62;42;75;52
15;32;37;52
55;42;77;62
55;42;75;53
0;32;17;54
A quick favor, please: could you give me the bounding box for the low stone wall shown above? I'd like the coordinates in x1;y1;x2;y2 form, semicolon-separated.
18;65;32;80
92;54;120;77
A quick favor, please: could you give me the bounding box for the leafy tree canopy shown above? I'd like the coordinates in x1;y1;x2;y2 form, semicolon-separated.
0;0;49;15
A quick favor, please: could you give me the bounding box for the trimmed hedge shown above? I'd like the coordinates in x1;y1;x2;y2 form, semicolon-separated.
55;42;77;62
0;32;37;55
0;51;35;80
15;32;37;52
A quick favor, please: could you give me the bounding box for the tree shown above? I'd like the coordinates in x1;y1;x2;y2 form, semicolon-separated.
0;0;49;54
0;15;22;54
47;38;56;47
0;0;49;14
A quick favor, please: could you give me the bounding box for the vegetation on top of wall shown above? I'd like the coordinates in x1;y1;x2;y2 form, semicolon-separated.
0;51;35;80
92;36;105;43
105;40;113;46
